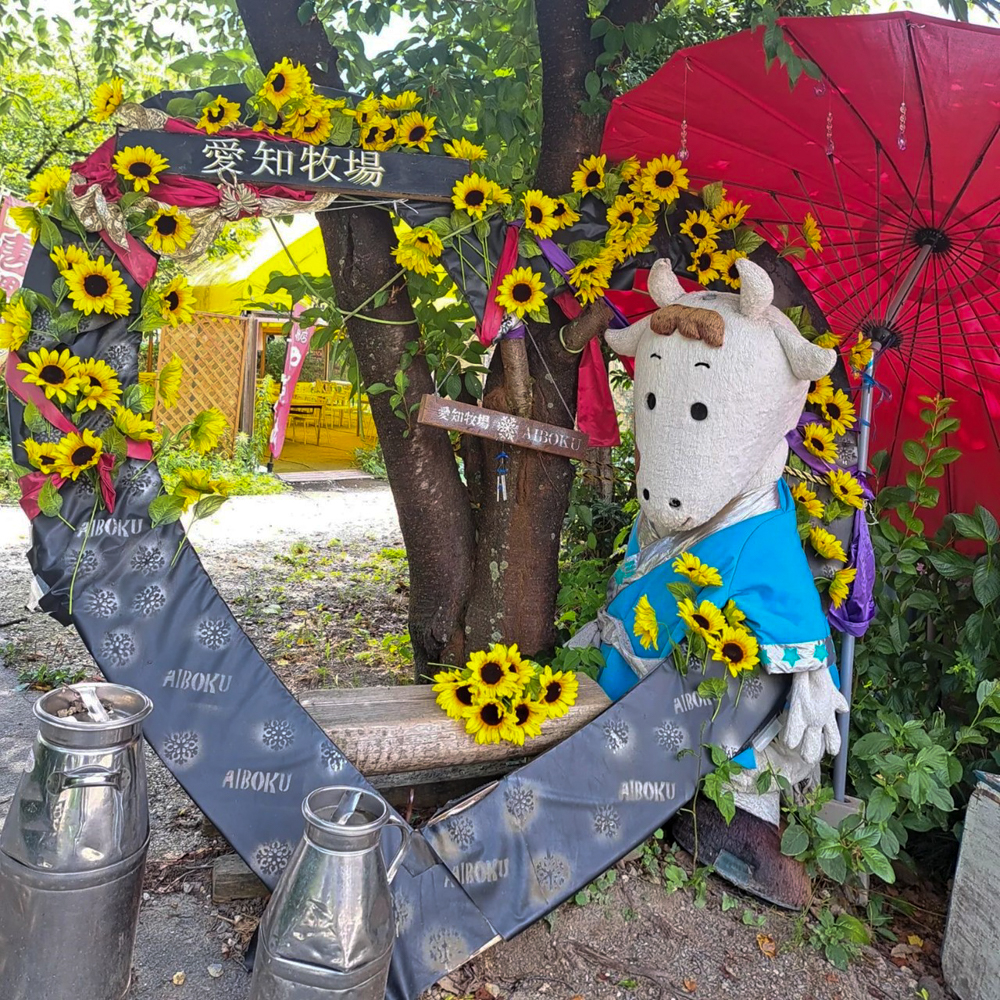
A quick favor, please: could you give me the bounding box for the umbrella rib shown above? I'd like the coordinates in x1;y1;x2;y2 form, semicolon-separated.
949;191;1000;231
903;22;936;226
939;120;1000;230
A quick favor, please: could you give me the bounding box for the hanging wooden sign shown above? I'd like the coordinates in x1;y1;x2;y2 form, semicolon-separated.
417;395;589;459
122;130;469;203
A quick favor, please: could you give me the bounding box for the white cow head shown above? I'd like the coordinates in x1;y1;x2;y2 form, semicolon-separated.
606;258;836;536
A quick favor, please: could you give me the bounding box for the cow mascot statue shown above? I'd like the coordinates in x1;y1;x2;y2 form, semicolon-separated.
573;255;849;907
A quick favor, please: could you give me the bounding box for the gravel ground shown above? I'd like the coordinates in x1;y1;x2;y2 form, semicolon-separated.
0;486;945;1000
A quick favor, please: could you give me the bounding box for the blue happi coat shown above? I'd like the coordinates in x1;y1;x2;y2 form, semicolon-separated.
599;480;835;702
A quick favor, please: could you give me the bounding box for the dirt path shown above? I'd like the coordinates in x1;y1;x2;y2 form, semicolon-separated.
0;487;935;1000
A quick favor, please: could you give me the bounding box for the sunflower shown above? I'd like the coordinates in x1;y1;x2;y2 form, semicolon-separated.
74;358;122;413
806;375;835;406
618;156;641;181
0;298;32;351
801;422;838;464
442;137;487;161
814;330;844;350
158;353;183;409
173;467;229;511
609;220;656;259
822;389;857;436
197;96;241;134
607;196;640;232
688;247;724;287
536;665;578;718
488;180;512;206
849;334;874;372
393;228;443;277
791;481;825;519
496;266;547;319
827;469;865;510
677;598;726;639
568;253;614;305
571;154;607;195
294;106;337;145
550;198;580;231
809;526;847;563
159;275;195;327
260;57;312;109
28;165;70;208
464;645;520;700
92;78;124;121
508;697;548;744
189;408;227;454
723;600;747;628
348;94;382;127
713;198;750;230
23;439;59;474
465;700;517;745
372;115;399;149
709;625;760;677
432;670;480;720
64;255;132;317
113;406;159;442
398;111;438;152
802;213;822;252
52;428;103;481
640;154;689;205
828;566;857;608
359;114;393;151
381;90;422;112
680;209;721;247
717;248;747;289
18;347;81;405
113;145;169;194
522;190;559;240
10;206;40;241
145;206;195;255
50;244;89;272
452;174;494;218
672;551;723;588
502;643;536;690
633;593;659;651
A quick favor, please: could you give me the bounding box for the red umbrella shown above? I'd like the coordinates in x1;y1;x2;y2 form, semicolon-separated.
602;12;1000;526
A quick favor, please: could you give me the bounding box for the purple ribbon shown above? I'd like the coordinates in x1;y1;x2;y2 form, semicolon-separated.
535;235;631;330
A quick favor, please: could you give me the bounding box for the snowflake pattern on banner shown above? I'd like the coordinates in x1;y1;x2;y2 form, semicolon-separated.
129;545;165;575
320;742;346;771
84;588;118;619
254;840;293;877
262;719;295;751
393;894;415;936
744;674;764;701
655;721;684;752
592;804;620;839
603;719;629;753
495;414;518;442
120;470;155;496
132;585;166;617
446;816;475;850
503;784;535;824
101;630;135;666
64;546;100;578
198;618;231;650
534;853;569;892
162;731;200;766
101;343;137;375
424;929;467;971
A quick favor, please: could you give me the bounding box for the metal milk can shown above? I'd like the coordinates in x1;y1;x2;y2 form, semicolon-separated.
250;785;412;1000
0;682;153;1000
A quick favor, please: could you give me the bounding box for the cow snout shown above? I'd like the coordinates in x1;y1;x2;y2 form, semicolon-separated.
669;498;682;509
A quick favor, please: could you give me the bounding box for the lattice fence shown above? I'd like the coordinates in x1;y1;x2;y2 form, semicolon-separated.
155;313;250;454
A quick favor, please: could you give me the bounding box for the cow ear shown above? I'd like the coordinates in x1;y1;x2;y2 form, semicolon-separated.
736;258;774;318
647;258;685;307
605;317;648;358
772;318;838;381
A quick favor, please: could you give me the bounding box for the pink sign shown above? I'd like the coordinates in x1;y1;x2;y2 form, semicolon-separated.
0;196;33;297
268;306;317;459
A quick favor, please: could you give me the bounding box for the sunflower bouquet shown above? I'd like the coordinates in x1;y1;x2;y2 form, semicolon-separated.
432;643;579;747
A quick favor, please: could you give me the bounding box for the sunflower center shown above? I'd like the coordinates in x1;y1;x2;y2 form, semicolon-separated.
408;125;427;142
155;215;178;236
691;223;707;240
84;274;110;297
464;189;485;207
207;107;225;123
165;291;180;311
273;73;286;92
129;162;152;178
38;454;55;467
515;704;530;725
72;445;97;466
382;125;395;141
481;703;501;726
553;203;566;218
481;662;504;685
544;682;562;704
40;365;67;384
580;264;596;275
456;685;474;706
722;213;736;226
585;170;601;187
697;253;711;269
529;206;543;224
619;211;635;226
365;126;379;143
415;235;430;247
728;264;740;280
722;642;745;663
511;282;533;303
88;375;101;388
655;170;674;188
693;614;710;630
827;402;841;420
809;381;817;394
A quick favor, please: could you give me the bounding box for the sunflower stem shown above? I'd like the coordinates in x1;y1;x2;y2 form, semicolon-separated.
734;672;747;710
67;494;99;616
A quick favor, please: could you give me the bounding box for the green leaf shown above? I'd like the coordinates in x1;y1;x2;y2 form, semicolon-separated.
825;943;850;971
817;852;848;883
584;71;601;98
861;847;896;883
366;382;390;395
327;113;354;147
902;440;927;466
297;0;315;23
950;512;987;541
38;216;62;251
697;677;727;702
424;216;453;238
518;231;543;259
165;97;199;119
977;504;999;544
973;559;1000;606
733;226;766;255
22;402;50;434
851;732;893;758
927;549;975;580
666;581;695;603
700;181;725;212
101;424;128;466
527;303;550;324
780;824;810;858
37;478;63;519
149;493;185;529
193;493;228;520
867;787;896;824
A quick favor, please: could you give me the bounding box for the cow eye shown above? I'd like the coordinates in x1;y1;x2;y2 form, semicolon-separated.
646;392;656;410
690;402;708;421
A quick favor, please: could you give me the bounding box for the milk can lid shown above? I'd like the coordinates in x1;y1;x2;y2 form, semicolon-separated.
34;683;153;749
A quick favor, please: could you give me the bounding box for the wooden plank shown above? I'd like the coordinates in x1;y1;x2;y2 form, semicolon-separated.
122;130;468;203
417;395;590;460
298;674;609;775
212;852;268;902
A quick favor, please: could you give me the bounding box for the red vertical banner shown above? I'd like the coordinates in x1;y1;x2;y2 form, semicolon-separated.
268;305;317;459
0;196;34;298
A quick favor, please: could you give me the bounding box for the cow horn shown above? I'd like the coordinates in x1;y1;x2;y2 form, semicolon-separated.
736;258;774;318
647;258;685;307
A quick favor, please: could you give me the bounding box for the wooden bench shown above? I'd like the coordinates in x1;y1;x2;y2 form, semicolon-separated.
211;676;611;901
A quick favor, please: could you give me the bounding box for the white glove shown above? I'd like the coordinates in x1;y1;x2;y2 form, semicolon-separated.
782;668;849;765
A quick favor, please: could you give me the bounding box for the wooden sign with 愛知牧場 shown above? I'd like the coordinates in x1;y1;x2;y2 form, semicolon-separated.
417;395;589;460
